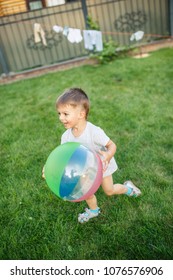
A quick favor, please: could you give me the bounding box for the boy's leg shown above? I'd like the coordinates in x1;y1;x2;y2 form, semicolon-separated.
102;175;141;197
86;194;98;210
78;177;141;223
102;175;127;195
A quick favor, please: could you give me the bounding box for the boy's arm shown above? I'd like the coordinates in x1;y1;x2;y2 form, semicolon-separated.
99;140;116;171
105;140;117;161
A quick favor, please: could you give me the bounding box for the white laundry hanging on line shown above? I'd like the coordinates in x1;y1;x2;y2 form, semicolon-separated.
53;25;63;33
53;25;83;43
34;23;47;46
52;24;103;49
62;26;69;36
83;30;103;51
130;31;144;41
67;28;83;43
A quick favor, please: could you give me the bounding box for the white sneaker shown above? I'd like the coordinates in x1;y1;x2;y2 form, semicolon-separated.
124;180;141;197
78;208;100;223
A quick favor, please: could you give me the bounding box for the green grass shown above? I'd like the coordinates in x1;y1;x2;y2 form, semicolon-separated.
0;48;173;260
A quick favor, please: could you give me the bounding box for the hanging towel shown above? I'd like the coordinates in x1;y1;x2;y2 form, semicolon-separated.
83;30;103;51
67;28;83;43
34;23;47;46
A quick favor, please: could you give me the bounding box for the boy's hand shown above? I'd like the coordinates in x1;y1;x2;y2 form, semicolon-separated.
99;140;116;172
42;166;45;179
99;150;111;172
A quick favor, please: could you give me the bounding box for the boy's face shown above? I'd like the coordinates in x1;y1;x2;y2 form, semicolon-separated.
57;104;85;129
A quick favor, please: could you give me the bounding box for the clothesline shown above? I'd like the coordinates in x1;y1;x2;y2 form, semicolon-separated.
14;17;171;40
34;23;103;51
102;30;172;39
33;22;172;50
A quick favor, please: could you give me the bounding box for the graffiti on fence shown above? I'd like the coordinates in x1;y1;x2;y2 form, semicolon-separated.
114;11;147;32
26;30;63;50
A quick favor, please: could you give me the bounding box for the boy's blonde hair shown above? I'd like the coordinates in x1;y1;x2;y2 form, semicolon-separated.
56;88;90;119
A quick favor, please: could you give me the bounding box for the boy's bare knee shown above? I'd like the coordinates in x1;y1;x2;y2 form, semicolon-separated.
103;189;114;196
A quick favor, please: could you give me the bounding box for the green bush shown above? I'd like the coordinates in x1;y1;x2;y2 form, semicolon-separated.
91;38;119;64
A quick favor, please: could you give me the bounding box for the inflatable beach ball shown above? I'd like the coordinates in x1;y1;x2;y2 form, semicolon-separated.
44;142;103;202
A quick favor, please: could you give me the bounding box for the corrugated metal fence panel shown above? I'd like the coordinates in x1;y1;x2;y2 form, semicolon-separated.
0;2;87;73
0;0;170;74
88;0;169;44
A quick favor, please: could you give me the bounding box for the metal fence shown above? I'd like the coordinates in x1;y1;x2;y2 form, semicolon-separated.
0;0;171;75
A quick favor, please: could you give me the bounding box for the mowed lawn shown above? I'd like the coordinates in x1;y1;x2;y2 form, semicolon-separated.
0;48;173;260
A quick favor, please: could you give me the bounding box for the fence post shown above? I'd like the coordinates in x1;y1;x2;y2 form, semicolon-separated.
0;47;9;76
170;0;173;36
81;0;89;29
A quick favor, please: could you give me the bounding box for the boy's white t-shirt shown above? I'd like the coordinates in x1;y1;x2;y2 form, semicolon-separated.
61;121;118;177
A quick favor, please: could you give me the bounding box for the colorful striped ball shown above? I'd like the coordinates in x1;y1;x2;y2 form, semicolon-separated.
44;142;103;202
